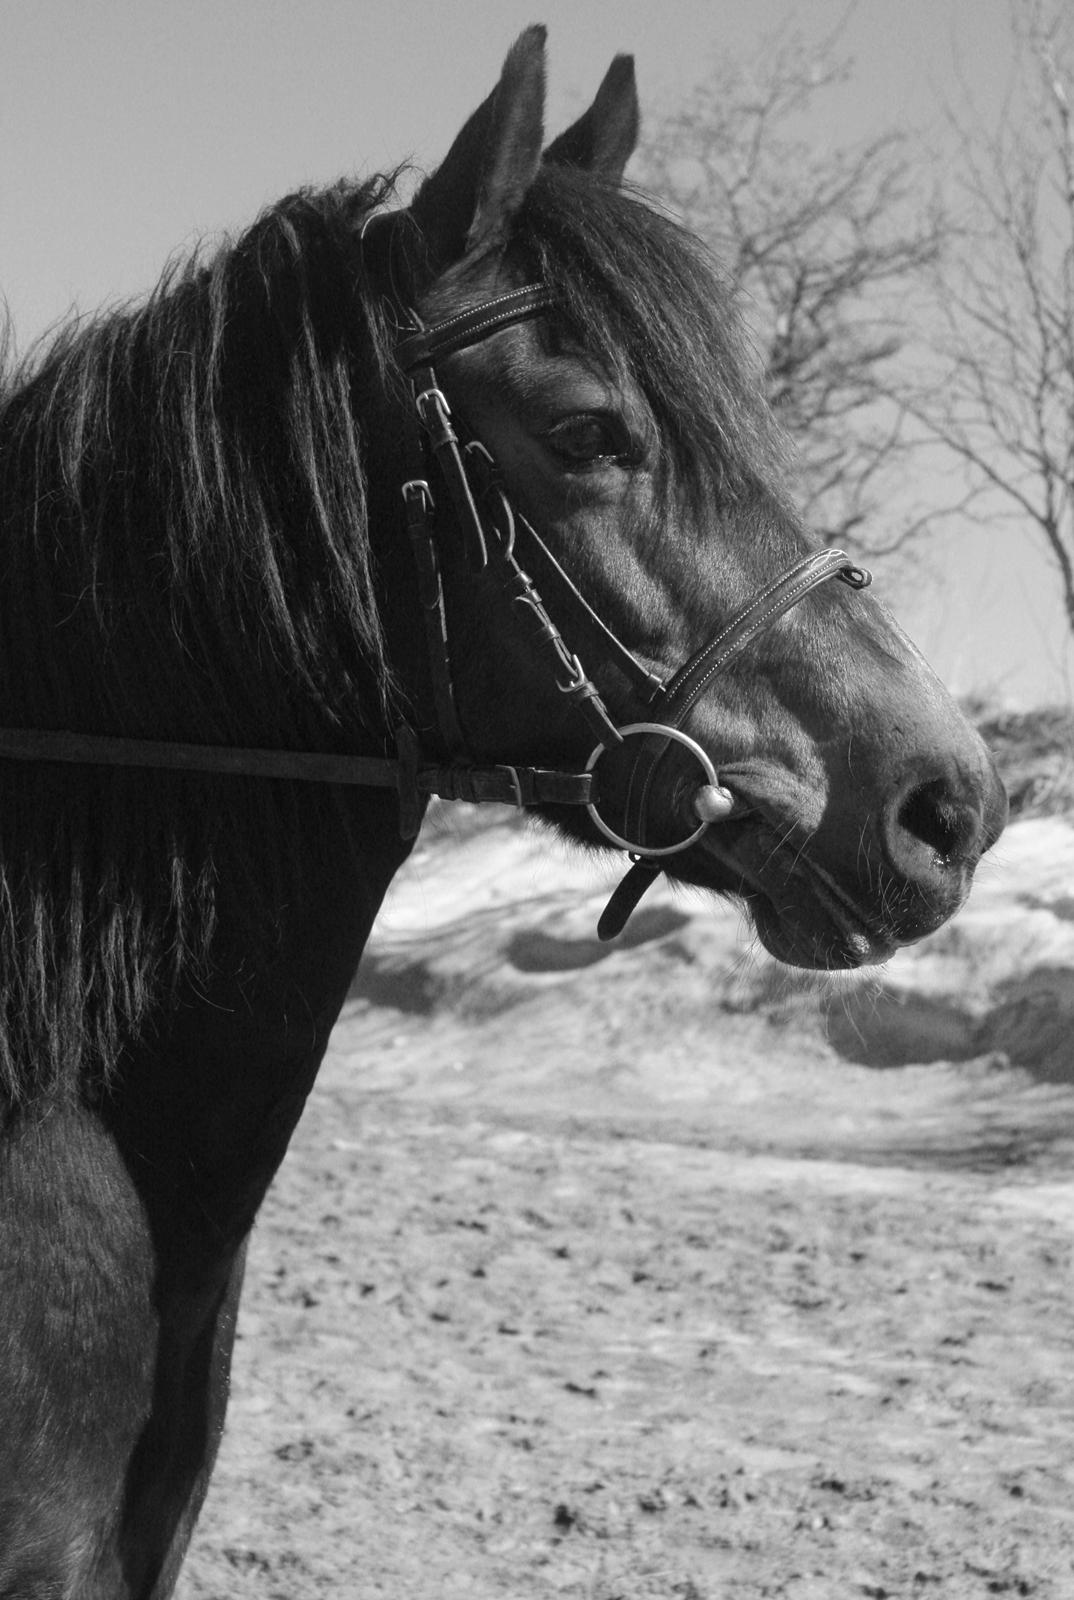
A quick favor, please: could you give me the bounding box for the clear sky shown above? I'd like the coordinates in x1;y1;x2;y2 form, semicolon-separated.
2;0;1068;709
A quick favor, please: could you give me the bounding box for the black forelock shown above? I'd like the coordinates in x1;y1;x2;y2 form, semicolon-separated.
513;165;791;506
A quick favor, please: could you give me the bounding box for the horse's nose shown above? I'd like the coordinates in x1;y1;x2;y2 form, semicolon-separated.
882;758;1007;933
897;774;984;862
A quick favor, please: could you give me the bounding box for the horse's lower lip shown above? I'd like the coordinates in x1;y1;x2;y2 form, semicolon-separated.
747;887;892;970
696;828;897;970
755;885;896;968
792;859;898;965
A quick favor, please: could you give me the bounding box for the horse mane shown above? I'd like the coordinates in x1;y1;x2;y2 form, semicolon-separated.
0;161;791;1106
0;175;403;1103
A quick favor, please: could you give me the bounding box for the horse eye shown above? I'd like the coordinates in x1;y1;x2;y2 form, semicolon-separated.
543;413;632;466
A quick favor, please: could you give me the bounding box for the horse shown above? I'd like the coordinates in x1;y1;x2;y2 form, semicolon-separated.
0;27;1005;1599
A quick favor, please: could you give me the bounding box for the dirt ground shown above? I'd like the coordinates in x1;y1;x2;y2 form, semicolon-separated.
178;809;1074;1600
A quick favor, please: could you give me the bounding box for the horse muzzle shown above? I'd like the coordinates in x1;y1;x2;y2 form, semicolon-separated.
692;751;1008;971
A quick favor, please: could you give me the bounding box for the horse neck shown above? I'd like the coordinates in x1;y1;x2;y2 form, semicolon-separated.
100;788;416;1268
201;787;413;1054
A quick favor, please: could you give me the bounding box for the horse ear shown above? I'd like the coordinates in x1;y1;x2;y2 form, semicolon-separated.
544;55;638;181
410;26;546;268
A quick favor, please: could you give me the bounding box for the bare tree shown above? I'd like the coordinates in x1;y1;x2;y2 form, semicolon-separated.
635;31;942;549
904;2;1074;633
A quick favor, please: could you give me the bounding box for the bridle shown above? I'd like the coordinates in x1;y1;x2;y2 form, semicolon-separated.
0;268;871;939
391;281;871;934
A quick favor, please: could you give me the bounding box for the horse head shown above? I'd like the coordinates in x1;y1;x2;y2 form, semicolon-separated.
374;26;1006;970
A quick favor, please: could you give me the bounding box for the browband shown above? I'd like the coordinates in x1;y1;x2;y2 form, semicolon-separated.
397;286;557;370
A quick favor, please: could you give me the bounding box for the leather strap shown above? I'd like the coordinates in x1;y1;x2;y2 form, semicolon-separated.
502;504;666;706
654;549;869;726
621;550;870;852
402;476;468;757
596;858;661;941
0;726;593;807
411;373;491;571
400;370;469;758
397;286;557;370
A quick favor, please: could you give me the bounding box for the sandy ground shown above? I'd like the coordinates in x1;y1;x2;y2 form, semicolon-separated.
178;809;1074;1600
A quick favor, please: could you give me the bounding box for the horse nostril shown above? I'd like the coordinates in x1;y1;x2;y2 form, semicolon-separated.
896;777;978;865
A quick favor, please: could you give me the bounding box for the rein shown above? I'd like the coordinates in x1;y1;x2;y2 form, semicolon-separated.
0;270;871;938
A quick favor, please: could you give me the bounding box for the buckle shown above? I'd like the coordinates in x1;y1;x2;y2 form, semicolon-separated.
556;652;587;694
496;764;525;809
401;478;434;512
415;387;451;425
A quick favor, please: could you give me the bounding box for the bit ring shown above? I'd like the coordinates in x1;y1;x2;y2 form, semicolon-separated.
585;723;719;857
